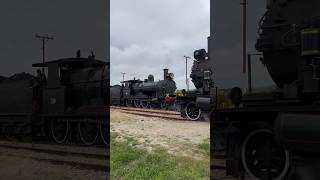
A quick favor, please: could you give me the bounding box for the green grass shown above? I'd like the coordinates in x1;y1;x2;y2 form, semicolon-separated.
197;142;210;156
110;132;210;180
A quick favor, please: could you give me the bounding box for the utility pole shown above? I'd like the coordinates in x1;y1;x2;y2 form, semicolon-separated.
35;34;54;74
241;0;247;73
121;72;126;83
184;56;191;91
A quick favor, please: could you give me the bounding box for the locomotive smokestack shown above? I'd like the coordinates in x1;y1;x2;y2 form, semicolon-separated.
163;69;169;80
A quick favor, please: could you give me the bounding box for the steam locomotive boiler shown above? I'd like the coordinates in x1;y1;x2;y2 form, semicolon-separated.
177;48;214;121
111;69;177;109
0;55;109;146
212;0;320;179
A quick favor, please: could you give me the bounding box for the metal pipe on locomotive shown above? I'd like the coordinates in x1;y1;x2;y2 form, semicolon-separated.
0;53;109;146
111;69;177;109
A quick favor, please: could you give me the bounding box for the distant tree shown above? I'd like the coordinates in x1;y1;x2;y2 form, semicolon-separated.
175;90;185;97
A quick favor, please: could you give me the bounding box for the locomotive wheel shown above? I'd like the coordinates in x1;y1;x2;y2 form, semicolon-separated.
51;119;69;144
100;123;109;145
128;100;134;107
185;102;201;121
168;102;175;110
3;125;15;140
149;103;156;109
130;100;136;107
160;101;167;109
125;100;131;107
241;127;291;180
140;101;150;109
134;100;141;108
78;121;99;145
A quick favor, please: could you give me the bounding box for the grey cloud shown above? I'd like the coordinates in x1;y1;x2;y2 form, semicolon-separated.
111;0;274;89
111;0;209;89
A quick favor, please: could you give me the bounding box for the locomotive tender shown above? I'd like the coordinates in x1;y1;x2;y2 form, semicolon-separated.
111;69;177;109
211;0;320;179
0;55;109;145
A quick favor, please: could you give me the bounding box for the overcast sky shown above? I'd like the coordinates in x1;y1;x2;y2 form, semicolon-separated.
0;0;107;77
111;0;274;89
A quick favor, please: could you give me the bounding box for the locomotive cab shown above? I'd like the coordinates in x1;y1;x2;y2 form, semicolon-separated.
0;54;109;146
32;57;108;114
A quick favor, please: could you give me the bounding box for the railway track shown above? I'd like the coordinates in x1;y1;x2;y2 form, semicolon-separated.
111;106;180;115
0;140;109;172
212;152;226;170
111;106;188;121
211;152;238;180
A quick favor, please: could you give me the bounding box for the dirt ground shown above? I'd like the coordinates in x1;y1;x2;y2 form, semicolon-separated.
0;148;107;180
111;109;210;158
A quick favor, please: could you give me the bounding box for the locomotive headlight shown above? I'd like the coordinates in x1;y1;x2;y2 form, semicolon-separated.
169;73;174;79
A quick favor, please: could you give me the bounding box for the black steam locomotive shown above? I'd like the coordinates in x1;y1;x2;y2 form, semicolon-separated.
0;55;109;146
176;48;214;121
211;0;320;179
111;69;177;109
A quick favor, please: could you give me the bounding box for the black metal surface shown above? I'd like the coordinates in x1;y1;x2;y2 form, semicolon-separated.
211;0;320;179
0;56;109;145
256;0;320;88
110;85;122;105
275;113;320;153
0;77;35;114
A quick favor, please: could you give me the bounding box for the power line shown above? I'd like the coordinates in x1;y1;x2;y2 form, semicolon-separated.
35;34;54;73
241;0;248;73
121;72;126;83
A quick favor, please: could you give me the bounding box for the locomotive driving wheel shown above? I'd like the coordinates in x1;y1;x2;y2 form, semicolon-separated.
241;126;291;180
140;101;150;109
126;100;133;107
134;100;141;108
100;123;109;145
185;102;201;121
160;101;167;109
125;100;131;107
78;120;99;145
149;102;156;109
51;118;69;144
3;124;15;140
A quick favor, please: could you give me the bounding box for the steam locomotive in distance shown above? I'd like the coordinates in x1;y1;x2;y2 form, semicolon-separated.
211;0;320;179
110;69;177;109
176;48;214;121
0;53;109;146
